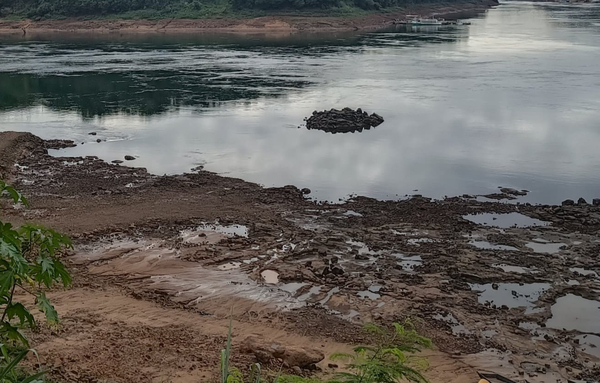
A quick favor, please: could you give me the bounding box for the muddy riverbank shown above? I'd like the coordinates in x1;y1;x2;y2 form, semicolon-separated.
1;131;599;383
0;0;497;35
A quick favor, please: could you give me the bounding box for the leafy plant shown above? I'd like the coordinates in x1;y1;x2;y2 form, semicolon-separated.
329;320;431;383
220;319;431;383
0;180;72;382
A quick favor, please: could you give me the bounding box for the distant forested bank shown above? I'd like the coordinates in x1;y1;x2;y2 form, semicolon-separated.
0;0;494;19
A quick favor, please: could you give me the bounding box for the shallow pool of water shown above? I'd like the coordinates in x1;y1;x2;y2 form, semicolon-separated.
546;294;600;333
470;282;551;313
472;241;519;251
261;269;279;284
526;241;565;254
394;254;423;271
463;213;550;228
492;264;537;274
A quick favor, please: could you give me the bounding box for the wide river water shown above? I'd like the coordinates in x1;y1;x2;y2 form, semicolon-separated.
1;1;599;203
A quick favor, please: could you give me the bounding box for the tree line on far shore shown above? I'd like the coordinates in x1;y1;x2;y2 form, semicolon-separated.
0;0;468;19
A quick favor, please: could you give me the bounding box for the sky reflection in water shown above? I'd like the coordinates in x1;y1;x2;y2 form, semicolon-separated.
1;2;600;202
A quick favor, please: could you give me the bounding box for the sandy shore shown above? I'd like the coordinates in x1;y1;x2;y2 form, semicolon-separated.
0;1;498;35
1;131;599;382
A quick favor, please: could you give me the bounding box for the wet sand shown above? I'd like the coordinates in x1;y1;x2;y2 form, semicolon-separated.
1;131;599;382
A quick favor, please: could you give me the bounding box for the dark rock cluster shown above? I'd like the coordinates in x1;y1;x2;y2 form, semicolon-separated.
45;139;77;150
304;107;384;134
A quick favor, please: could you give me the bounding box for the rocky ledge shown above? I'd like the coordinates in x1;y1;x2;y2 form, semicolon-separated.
305;108;384;134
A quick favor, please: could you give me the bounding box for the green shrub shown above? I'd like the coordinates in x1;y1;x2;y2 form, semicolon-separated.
0;180;72;382
220;320;431;383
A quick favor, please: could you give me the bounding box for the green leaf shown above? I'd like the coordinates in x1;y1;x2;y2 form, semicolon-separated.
19;370;47;383
36;293;58;325
5;303;35;327
53;259;72;287
0;349;29;380
0;323;29;347
0;270;14;297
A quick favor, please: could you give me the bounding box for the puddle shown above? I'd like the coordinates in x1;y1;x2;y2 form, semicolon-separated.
217;262;241;271
481;329;497;338
471;241;519;251
394;254;422;271
181;222;248;244
433;313;471;335
343;210;363;217
463;213;549;228
526;241;565;254
298;285;322;301
347;240;380;256
319;287;340;305
358;285;382;300
570;267;599;277
567;280;581;286
546;294;600;333
261;270;279;284
518;321;540;331
198;223;248;237
344;310;360;319
407;238;434;246
576;334;600;359
470;283;551;313
280;282;308;294
492;264;536;274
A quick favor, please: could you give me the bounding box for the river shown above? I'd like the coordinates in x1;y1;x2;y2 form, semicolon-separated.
1;1;599;203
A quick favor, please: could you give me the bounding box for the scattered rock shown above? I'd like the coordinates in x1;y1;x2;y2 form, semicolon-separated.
301;188;311;195
562;199;575;206
577;197;588;205
593;198;600;207
241;336;325;368
328;363;338;369
45;139;77;150
500;187;527;197
89;132;97;136
112;160;124;164
96;139;102;143
124;155;136;161
305;107;384;134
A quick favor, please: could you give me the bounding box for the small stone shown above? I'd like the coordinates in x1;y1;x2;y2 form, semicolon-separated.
292;366;302;375
89;132;97;135
561;199;575;206
577;197;588;205
593;198;600;206
111;160;123;164
328;363;338;369
301;188;311;195
492;283;499;290
124;155;136;161
96;139;102;143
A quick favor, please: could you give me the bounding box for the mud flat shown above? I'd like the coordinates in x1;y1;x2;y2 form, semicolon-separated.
1;131;599;383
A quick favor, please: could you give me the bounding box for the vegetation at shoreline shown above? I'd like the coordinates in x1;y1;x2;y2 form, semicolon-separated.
0;0;487;20
0;181;72;382
221;321;432;383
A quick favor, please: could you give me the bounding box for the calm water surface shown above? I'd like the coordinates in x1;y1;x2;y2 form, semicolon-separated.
1;1;599;202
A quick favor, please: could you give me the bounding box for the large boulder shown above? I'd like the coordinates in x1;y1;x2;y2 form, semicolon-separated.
241;336;325;368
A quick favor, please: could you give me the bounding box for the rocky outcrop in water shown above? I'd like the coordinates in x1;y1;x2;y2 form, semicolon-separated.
305;107;384;134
